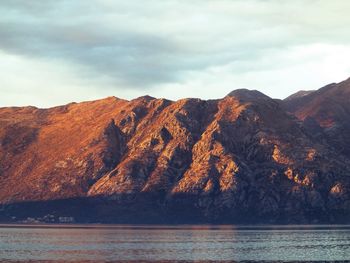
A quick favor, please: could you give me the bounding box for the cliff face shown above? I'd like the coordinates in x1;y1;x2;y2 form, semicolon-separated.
1;83;350;224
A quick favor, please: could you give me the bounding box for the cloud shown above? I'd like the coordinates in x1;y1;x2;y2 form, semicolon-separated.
1;0;350;106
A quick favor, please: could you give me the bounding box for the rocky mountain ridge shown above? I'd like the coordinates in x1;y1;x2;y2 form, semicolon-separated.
1;79;350;224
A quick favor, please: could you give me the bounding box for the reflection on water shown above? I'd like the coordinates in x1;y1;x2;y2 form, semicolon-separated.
0;224;350;262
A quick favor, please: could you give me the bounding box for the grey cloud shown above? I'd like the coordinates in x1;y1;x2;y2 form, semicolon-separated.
1;0;350;90
0;19;250;87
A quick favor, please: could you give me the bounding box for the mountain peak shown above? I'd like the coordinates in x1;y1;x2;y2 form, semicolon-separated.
134;95;156;101
226;89;270;102
284;90;315;101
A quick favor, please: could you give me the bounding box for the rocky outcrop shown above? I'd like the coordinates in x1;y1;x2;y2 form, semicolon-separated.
1;82;350;224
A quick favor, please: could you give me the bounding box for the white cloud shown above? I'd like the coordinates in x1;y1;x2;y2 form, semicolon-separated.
153;44;350;100
0;51;140;107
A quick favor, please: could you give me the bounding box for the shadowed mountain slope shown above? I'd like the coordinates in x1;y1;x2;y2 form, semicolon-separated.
283;77;350;158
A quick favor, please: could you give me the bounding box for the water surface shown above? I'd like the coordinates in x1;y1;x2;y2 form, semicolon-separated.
1;224;350;262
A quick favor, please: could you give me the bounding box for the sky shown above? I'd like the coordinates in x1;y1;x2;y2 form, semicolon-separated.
1;0;350;108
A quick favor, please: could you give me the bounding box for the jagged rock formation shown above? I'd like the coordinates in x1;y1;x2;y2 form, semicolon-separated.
1;79;350;224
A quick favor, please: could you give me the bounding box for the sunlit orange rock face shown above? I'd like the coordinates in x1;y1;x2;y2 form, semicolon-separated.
1;84;350;223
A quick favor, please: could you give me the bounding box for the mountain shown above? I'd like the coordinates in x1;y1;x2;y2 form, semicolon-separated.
284;90;316;101
1;85;350;224
282;77;350;158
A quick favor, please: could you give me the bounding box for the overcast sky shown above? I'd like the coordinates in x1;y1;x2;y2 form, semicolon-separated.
1;0;350;107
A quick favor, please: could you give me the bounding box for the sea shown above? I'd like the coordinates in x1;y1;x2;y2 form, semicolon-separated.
0;224;350;262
